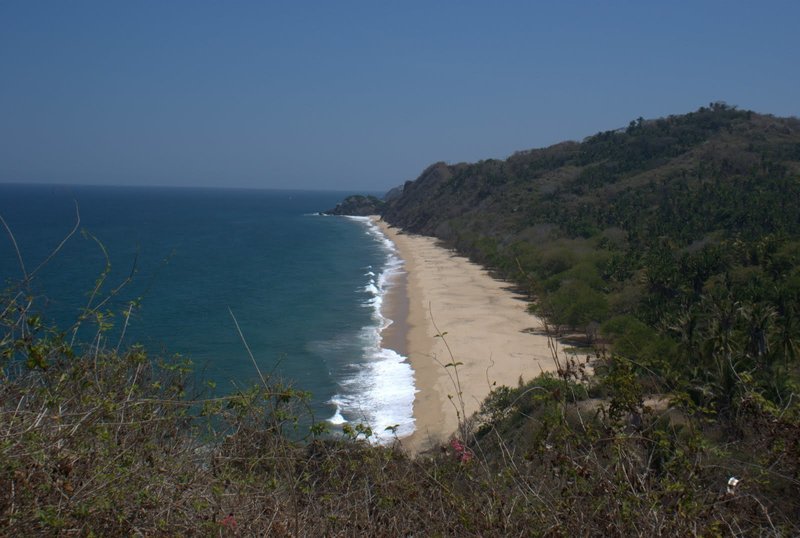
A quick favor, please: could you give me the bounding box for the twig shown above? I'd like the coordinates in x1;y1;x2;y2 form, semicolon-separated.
0;213;27;280
228;307;268;389
428;303;476;445
27;200;81;281
116;301;135;353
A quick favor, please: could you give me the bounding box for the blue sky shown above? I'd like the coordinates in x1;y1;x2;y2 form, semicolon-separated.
1;1;797;191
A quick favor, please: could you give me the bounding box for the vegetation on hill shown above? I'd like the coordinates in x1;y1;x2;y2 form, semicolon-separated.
380;102;800;532
3;103;800;534
383;103;800;410
323;194;385;216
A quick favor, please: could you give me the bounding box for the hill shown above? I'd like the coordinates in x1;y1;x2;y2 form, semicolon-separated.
378;103;800;531
323;194;385;216
384;103;800;252
383;103;800;335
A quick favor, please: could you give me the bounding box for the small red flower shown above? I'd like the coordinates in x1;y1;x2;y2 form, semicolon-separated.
450;438;474;463
220;512;238;530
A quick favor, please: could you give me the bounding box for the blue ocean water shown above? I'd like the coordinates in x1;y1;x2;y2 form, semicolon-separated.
0;184;414;441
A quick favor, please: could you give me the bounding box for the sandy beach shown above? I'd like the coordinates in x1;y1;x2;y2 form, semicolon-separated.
373;217;562;452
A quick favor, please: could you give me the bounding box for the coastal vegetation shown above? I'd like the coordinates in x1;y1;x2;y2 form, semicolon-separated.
383;104;800;403
381;102;800;533
324;194;385;216
4;287;796;535
3;103;800;534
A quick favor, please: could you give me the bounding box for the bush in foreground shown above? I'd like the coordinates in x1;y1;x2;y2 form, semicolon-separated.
2;290;799;536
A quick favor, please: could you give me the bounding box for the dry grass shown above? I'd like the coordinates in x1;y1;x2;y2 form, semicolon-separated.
2;296;797;537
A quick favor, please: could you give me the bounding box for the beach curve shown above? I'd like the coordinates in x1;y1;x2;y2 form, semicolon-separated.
372;217;563;453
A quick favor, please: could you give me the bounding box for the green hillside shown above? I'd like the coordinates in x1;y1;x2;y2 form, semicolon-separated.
385;103;800;247
384;104;800;408
381;103;800;532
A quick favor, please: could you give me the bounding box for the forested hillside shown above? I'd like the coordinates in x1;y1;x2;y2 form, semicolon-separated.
381;104;800;532
385;103;800;247
384;103;800;410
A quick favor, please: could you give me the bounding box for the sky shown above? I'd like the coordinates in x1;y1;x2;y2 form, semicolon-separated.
1;1;798;192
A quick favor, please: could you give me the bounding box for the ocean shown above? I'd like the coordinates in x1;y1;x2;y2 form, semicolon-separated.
0;184;414;441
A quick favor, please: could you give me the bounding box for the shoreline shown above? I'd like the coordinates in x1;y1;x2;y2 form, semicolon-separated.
372;217;562;453
378;254;409;362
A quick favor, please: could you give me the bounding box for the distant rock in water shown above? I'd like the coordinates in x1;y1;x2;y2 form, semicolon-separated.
324;194;385;216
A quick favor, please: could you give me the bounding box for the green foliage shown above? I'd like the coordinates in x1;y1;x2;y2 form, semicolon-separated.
384;105;800;421
538;279;608;330
601;315;676;376
374;106;800;533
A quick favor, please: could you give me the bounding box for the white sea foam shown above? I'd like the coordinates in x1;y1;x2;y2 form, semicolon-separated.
328;399;347;425
364;282;379;295
327;216;416;443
